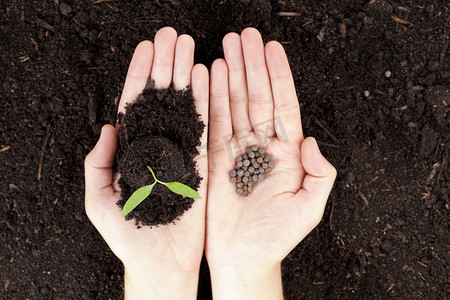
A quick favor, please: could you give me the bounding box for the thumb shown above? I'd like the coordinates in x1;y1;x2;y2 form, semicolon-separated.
295;137;337;228
84;124;118;198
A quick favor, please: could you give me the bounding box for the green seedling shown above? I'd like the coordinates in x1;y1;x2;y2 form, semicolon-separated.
121;165;201;218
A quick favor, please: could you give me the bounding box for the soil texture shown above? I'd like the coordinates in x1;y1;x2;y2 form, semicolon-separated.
117;84;204;227
1;0;449;299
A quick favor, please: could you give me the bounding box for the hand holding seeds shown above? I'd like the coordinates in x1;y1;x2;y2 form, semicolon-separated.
205;28;337;298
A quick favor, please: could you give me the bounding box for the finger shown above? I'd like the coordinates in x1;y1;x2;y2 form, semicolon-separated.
222;32;252;135
150;27;178;89
209;58;233;171
85;125;118;214
173;34;195;91
241;28;275;142
265;41;303;143
118;40;154;115
191;64;209;187
294;137;337;230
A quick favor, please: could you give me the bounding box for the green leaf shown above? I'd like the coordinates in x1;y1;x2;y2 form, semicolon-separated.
163;182;201;199
121;184;154;217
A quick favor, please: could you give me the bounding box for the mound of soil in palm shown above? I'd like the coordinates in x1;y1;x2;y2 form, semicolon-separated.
116;83;204;227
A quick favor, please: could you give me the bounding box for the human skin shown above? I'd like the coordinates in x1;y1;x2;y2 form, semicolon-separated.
84;27;336;299
205;28;337;299
84;27;209;299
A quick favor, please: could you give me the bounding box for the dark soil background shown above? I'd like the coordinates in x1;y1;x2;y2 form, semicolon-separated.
1;0;449;299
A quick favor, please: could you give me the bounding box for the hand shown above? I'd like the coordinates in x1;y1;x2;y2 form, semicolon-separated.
84;27;209;299
206;28;337;299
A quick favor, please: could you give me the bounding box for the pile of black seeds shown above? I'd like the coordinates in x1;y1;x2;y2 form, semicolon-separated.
116;81;205;227
230;145;274;196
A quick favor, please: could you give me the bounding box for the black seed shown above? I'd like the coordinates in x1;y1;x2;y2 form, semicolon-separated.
250;158;256;163
264;155;271;162
251;145;258;152
248;186;253;193
262;163;269;169
243;177;249;183
237;169;244;177
243;159;250;167
246;146;251;152
231;177;236;183
243;191;249;197
237;182;244;188
237;161;243;167
259;167;265;173
237;188;244;194
269;161;275;168
242;153;248;159
242;166;248;171
237;176;242;182
248;151;255;158
230;170;236;177
258;148;265;154
248;181;254;187
266;168;272;173
258;174;264;181
236;156;243;162
248;166;255;173
252;175;258;182
244;171;250;177
254;170;259;175
256;157;263;163
254;151;260;157
243;185;248;191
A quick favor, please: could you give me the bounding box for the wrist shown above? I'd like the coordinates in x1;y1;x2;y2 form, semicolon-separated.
124;265;199;300
208;263;284;300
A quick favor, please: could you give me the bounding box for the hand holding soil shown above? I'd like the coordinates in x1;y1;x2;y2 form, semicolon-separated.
85;27;209;299
205;28;337;299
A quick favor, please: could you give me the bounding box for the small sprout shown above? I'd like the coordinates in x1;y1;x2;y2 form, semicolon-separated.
121;165;201;218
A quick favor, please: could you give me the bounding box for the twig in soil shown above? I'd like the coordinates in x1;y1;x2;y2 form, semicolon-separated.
329;198;335;230
425;162;441;185
316;140;339;149
277;12;300;17
38;131;50;181
357;190;369;207
313;116;340;144
36;18;56;32
391;16;410;25
0;146;11;152
92;0;116;4
437;149;447;182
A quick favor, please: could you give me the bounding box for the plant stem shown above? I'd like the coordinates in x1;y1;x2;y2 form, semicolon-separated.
146;165;160;183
